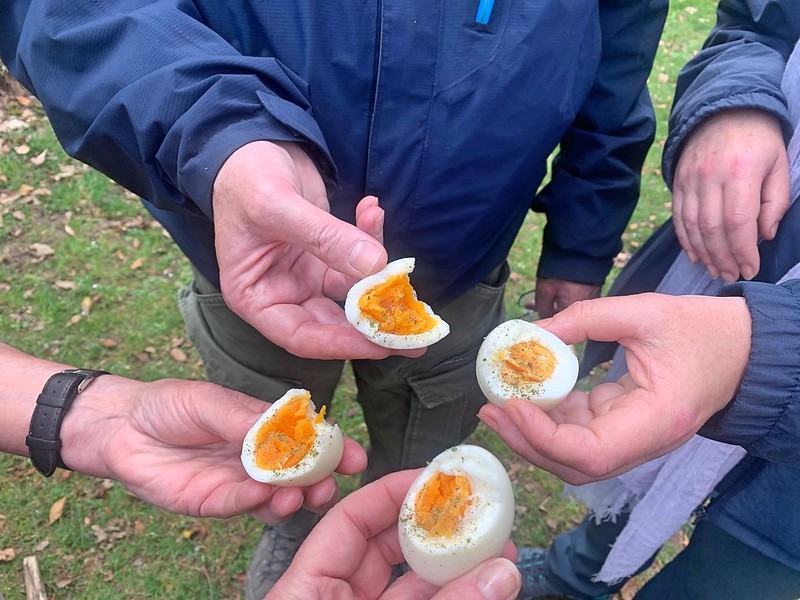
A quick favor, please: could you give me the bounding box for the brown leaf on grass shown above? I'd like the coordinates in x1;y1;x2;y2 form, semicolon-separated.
0;547;15;562
134;520;146;536
91;524;108;543
55;578;74;589
13;144;30;155
99;338;118;348
12;210;24;221
30;149;47;165
18;183;34;196
30;242;54;259
34;539;50;552
15;94;32;106
54;280;77;290
0;117;27;133
49;497;66;524
129;257;144;270
657;72;670;84
64;223;75;237
170;348;187;362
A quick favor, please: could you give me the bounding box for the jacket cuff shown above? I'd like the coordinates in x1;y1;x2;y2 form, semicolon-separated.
703;280;800;462
158;81;336;219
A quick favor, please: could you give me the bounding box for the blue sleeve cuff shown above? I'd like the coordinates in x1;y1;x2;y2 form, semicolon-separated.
704;280;800;465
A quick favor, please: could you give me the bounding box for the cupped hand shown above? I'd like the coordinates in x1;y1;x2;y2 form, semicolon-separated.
528;278;601;318
212;140;423;360
62;377;368;522
479;292;751;484
268;470;520;600
672;108;790;282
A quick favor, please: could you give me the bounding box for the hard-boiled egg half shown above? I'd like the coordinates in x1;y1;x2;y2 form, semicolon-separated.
240;388;343;487
345;257;449;349
477;319;578;411
398;445;515;586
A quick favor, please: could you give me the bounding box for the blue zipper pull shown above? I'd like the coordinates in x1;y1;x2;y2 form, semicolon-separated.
475;0;495;24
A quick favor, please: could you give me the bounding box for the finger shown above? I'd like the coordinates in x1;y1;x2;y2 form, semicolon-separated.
336;437;369;475
302;477;340;514
250;486;305;522
683;184;719;279
430;558;521;600
296;470;420;575
757;154;791;242
356;195;385;244
671;185;696;263
720;177;761;280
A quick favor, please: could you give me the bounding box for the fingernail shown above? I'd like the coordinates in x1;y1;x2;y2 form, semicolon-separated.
476;558;520;600
374;208;384;239
770;224;778;239
741;265;756;280
348;240;384;276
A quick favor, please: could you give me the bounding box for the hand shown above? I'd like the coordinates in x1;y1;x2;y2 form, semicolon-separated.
528;278;601;318
268;470;521;600
479;293;751;484
672;108;790;282
212;140;423;360
61;376;368;522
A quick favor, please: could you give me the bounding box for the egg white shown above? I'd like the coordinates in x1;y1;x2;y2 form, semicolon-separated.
476;319;578;411
240;388;344;487
398;444;515;586
344;257;449;349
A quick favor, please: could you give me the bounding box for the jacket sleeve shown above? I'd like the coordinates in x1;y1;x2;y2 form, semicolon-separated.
702;279;800;467
533;0;668;286
0;0;335;220
662;0;800;187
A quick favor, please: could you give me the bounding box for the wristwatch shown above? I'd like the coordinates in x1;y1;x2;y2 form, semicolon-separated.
26;368;109;477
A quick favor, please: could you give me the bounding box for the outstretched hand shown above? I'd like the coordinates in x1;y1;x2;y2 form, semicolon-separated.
268;470;520;600
212;140;423;360
62;377;368;522
672;108;790;282
479;293;752;484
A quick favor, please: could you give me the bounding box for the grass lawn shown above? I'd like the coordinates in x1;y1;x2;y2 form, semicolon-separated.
0;2;714;598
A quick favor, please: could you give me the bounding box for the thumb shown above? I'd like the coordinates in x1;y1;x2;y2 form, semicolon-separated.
431;558;521;600
283;197;388;278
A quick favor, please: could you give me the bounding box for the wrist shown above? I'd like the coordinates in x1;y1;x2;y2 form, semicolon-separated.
59;375;142;478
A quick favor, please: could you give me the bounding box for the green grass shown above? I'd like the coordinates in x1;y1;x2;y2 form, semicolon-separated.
0;4;713;597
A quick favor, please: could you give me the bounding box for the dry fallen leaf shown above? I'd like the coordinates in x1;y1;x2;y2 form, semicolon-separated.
0;547;15;562
129;257;144;270
13;144;30;155
49;497;66;524
30;242;54;259
54;280;77;290
170;348;187;362
30;149;48;166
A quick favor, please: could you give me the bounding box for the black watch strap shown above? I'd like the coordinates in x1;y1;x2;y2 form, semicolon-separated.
26;369;109;477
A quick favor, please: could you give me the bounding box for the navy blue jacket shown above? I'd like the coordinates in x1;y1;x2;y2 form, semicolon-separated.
0;0;667;304
663;0;800;571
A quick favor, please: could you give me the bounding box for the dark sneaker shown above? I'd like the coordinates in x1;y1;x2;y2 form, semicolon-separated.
516;547;577;600
244;512;320;600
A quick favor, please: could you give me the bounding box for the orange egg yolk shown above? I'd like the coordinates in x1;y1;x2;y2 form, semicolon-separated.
413;472;473;538
499;341;556;386
357;273;437;335
254;392;325;471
